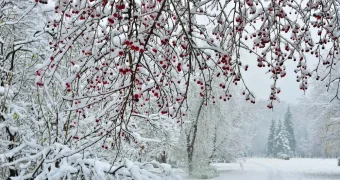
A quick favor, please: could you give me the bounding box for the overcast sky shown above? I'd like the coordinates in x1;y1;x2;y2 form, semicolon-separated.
242;52;307;105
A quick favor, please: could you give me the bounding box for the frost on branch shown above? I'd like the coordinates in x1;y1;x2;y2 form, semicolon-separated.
0;0;338;179
36;1;340;130
30;0;340;176
0;0;52;179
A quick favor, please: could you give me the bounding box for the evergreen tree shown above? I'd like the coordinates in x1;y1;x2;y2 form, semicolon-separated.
280;123;291;154
284;106;297;154
273;120;291;157
273;120;282;156
267;119;276;157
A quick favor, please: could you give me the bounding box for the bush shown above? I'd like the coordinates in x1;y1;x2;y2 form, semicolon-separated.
191;165;218;179
277;153;290;160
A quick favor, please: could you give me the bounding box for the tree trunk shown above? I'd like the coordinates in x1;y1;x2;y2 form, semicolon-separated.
186;99;204;175
161;151;166;163
338;158;340;166
6;127;18;179
187;150;193;175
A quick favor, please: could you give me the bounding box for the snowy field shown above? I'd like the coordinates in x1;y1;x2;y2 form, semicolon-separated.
177;158;340;180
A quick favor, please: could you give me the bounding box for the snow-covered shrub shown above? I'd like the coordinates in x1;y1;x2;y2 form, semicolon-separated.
190;164;218;179
277;153;290;160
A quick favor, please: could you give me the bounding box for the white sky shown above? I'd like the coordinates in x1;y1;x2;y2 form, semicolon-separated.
242;51;307;104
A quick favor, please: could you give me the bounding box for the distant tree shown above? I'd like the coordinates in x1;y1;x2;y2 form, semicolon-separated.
273;120;291;156
280;123;291;155
298;77;340;158
273;120;282;156
267;119;276;157
284;107;297;154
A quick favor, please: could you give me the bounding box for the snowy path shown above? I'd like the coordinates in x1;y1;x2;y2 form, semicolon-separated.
251;160;286;180
177;158;340;180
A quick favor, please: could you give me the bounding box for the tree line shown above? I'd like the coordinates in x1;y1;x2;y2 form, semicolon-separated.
267;107;296;157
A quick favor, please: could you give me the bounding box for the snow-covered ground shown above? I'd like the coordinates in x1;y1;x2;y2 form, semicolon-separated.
176;158;340;180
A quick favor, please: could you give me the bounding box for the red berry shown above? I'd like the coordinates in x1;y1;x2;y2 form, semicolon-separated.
108;18;114;24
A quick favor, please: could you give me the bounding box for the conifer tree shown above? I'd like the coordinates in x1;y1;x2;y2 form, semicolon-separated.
273;120;291;157
280;123;291;155
284;107;297;154
273;120;282;156
267;119;276;157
